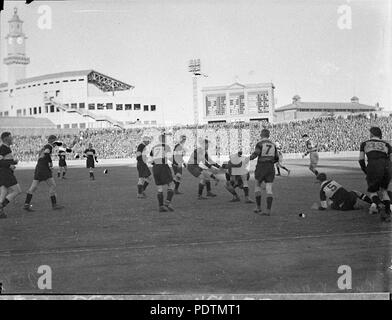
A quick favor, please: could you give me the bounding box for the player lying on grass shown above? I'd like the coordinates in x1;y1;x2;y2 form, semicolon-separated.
187;139;221;200
315;173;374;212
222;151;253;203
0;132;22;219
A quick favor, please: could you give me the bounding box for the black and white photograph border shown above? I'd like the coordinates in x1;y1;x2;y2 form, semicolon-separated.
0;0;391;302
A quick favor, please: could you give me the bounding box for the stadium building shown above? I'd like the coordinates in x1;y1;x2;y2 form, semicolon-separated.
202;82;275;124
0;8;164;129
275;95;379;122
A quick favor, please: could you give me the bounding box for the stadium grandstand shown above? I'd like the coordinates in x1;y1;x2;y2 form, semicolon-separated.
275;95;381;122
0;8;164;130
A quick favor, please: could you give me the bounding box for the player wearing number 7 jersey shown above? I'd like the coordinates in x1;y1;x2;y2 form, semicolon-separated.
248;129;279;216
359;127;392;221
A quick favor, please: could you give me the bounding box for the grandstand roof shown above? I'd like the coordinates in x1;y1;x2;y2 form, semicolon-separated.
275;101;377;112
0;70;134;92
0;117;56;128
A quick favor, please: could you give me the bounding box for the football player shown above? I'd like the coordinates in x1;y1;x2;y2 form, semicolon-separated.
136;136;152;198
275;142;290;176
172;135;187;194
316;173;372;211
23;135;64;211
187;139;220;200
150;134;175;212
84;143;98;181
248;129;279;215
0;132;22;219
223;151;253;203
302;134;319;176
359;127;392;222
57;144;73;179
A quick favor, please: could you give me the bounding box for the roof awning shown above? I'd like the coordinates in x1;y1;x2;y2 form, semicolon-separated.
87;70;134;92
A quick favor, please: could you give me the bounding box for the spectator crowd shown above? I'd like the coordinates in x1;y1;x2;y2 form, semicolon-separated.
7;114;392;162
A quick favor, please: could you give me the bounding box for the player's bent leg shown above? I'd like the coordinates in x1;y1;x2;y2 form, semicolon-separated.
1;184;22;209
380;189;391;221
174;173;182;194
198;178;207;200
137;178;146;198
165;183;175;211
0;186;8;218
264;183;274;216
24;180;39;211
157;185;167;212
352;190;372;205
47;178;64;210
254;182;262;214
225;181;239;202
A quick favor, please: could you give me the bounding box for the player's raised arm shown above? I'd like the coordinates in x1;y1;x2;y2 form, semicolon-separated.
358;142;367;174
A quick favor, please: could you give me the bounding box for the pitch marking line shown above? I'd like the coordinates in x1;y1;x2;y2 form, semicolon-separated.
0;230;390;258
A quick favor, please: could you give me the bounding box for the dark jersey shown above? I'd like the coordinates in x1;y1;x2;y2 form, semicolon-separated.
172;143;185;166
136;143;147;163
84;149;97;162
360;138;392;161
37;144;54;169
0;144;16;170
150;143;171;165
251;138;279;163
58;148;72;161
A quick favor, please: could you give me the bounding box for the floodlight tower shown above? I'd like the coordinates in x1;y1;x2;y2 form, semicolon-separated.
188;59;207;125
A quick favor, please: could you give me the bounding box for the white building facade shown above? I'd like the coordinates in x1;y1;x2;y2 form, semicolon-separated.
202;82;275;124
0;8;164;129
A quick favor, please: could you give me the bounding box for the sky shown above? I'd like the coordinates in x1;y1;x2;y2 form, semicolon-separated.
0;0;391;125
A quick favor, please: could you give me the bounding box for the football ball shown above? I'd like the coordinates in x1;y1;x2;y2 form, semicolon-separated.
103;169;108;174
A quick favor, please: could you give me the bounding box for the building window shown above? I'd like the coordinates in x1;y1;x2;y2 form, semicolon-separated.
4;111;9;116
97;103;104;110
134;104;141;111
79;123;86;129
150;105;156;111
39;107;42;114
71;79;77;82
144;105;149;111
79;103;85;109
49;82;54;84
116;104;123;111
88;103;95;110
23;109;26;116
78;79;84;82
63;80;69;83
57;125;61;129
151;120;157;125
72;123;78;128
0;112;3;117
64;124;70;129
106;103;113;110
29;108;32;115
55;90;60;97
71;103;77;109
125;104;132;110
45;106;49;113
144;120;149;124
50;105;55;113
33;107;37;114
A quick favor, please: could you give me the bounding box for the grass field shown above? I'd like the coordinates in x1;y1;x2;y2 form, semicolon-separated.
0;158;391;294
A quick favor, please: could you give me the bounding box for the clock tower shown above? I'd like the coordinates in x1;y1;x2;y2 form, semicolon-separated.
3;8;30;86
